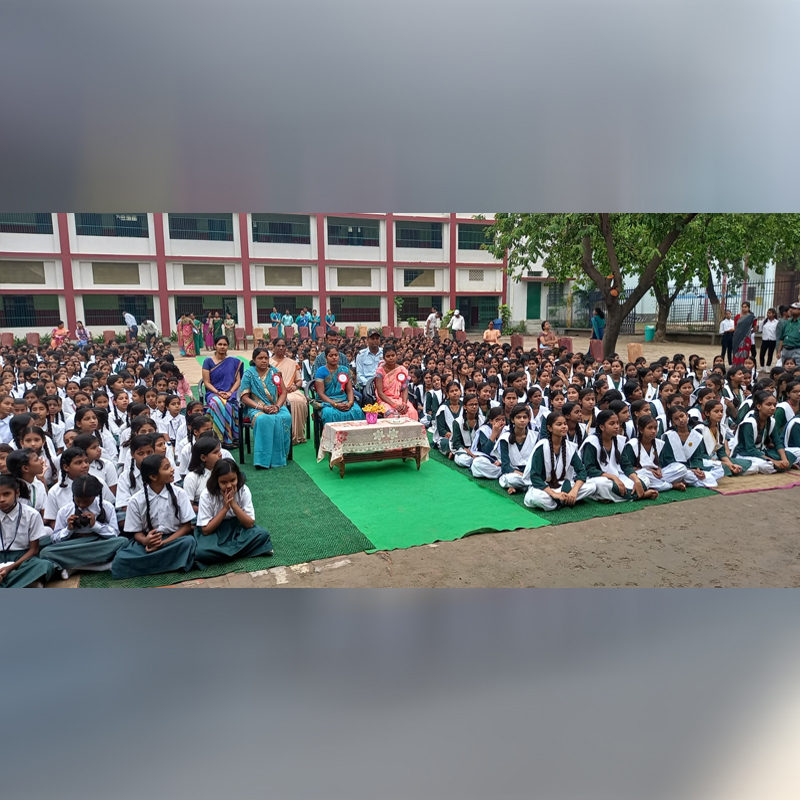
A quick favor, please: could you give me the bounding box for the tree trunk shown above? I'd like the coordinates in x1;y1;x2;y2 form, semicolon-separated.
653;284;672;342
602;301;623;358
706;271;721;326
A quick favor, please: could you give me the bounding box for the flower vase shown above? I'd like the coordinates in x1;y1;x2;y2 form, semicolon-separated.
366;412;378;424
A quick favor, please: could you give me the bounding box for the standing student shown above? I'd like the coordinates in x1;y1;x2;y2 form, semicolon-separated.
581;410;645;502
759;309;780;368
0;475;54;588
112;454;197;579
621;415;687;493
498;405;536;494
719;310;735;365
731;391;796;473
194;460;273;569
522;411;596;511
41;475;125;580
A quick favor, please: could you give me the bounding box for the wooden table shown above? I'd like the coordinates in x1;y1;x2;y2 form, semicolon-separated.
317;417;430;478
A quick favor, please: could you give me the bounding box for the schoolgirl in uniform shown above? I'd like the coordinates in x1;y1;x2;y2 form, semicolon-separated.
115;435;155;510
621;414;686;493
660;405;720;488
522;411;596;511
606;360;626;392
580;410;639;502
119;416;158;473
476;383;500;425
648;380;675;421
578;388;598;436
690;400;756;477
151;432;178;471
108;391;130;443
177;415;213;478
5;449;47;517
43;395;66;452
783;411;800;462
73;407;117;461
497;404;536;494
17;425;58;488
183;437;224;512
722;366;746;423
774;380;800;439
526;386;548;437
41;475;125;580
73;433;118;493
434;382;463;455
0;475;54;588
500;387;521;421
641;369;659;402
112;453;197;579
731;391;796;473
469;407;507;479
609;400;635;440
194;460;273;570
422;374;443;429
450;394;481;468
157;395;187;459
562;401;586;446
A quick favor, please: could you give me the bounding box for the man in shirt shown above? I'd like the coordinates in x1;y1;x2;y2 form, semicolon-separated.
123;311;138;344
425;308;439;340
139;319;159;352
449;309;466;333
776;302;800;364
355;330;384;402
313;330;350;373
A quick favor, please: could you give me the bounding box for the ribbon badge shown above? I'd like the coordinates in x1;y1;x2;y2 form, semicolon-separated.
338;373;349;386
272;374;282;386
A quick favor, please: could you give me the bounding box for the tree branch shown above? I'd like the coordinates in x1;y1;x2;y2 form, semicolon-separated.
621;213;698;316
598;213;623;292
581;234;613;304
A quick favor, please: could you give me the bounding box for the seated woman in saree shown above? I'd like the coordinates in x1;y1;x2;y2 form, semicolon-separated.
238;347;292;469
314;346;365;425
269;338;308;444
374;345;419;420
202;336;244;447
51;321;69;350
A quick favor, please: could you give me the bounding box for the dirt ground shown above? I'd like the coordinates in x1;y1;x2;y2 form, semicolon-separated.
134;337;796;590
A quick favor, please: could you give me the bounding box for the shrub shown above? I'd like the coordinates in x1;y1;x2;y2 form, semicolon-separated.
407;317;419;328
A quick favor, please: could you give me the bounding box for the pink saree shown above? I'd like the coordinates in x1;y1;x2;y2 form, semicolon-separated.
376;363;419;420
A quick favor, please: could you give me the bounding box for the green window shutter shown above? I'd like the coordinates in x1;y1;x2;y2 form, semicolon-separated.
526;282;542;319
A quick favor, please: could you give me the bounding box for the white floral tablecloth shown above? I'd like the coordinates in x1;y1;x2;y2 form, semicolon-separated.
317;418;430;466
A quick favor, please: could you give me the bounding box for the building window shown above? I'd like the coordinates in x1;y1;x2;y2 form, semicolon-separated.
395;295;442;319
403;269;435;287
168;214;234;241
468;269;485;282
327;217;380;247
0;295;60;327
457;223;492;250
76;213;148;238
330;295;381;322
82;295;154;327
396;221;442;249
337;267;372;287
252;214;310;244
0;213;53;235
182;264;226;285
256;296;315;324
92;262;140;285
263;266;303;286
0;261;46;284
175;295;239;322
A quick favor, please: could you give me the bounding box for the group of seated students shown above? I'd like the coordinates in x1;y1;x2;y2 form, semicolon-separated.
0;338;273;588
420;347;799;512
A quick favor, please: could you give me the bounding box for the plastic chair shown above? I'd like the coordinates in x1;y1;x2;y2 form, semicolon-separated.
26;332;40;346
455;331;467;343
1;332;13;347
269;326;279;340
253;327;265;346
558;337;573;353
315;326;325;340
234;327;246;350
283;325;295;340
103;329;116;345
402;327;412;338
392;327;402;338
627;342;644;364
590;340;604;360
345;326;355;338
298;326;309;340
510;333;524;349
382;325;391;337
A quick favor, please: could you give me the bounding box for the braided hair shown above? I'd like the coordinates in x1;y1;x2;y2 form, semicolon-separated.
9;414;34;448
73;433;105;469
187;436;222;476
58;447;86;488
562;401;584;446
3;455;32;501
665;405;688;431
507;403;532;446
752;390;776;449
74;406;104;449
127;434;155;493
139;454;180;532
110;392;127;427
634;415;660;469
22;425;57;483
595;409;621;466
543;411;568;488
71;475;108;524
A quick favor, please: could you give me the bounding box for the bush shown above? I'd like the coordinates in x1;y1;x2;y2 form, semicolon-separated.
39;333;52;347
440;310;454;329
338;327;348;337
407;317;419;328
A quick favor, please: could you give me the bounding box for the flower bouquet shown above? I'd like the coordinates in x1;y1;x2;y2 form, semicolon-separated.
363;403;386;424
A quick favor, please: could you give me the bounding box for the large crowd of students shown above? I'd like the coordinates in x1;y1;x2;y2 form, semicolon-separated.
2;301;800;587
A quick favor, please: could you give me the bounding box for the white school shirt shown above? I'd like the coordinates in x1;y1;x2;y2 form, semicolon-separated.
157;413;187;444
115;464;142;509
0;416;11;444
51;498;120;543
523;438;583;486
124;484;195;536
121;443;176;474
644;384;659;402
497;428;537;470
0;502;46;556
108;412;128;442
178;445;234;479
196;485;255;527
44;420;66;450
183;469;211;505
761;318;779;342
20;477;48;514
99;428;118;460
44;477;115;521
89;458;119;488
622;438;665;470
719;318;735;335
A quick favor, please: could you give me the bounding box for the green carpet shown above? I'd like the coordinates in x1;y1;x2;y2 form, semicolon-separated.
292;440;548;552
428;441;716;524
78;460;375;588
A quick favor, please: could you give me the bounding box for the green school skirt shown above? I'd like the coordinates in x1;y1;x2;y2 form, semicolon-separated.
40;535;127;571
0;550;55;588
722;457;756;477
193;519;273;571
111;535;197;580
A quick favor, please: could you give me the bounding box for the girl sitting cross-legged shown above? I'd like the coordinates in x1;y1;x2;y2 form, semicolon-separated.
730;390;797;474
661;405;722;488
469;407;507;479
450;393;481;468
498;404;537;494
621;414;687;493
522;411;597;511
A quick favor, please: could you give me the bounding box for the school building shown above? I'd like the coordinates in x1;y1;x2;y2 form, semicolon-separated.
0;213;552;338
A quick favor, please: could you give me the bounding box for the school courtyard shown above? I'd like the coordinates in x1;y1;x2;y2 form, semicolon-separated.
51;332;800;589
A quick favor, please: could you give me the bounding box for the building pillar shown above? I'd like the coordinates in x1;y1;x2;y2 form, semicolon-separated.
238;213;253;332
316;215;327;325
152;214;172;335
56;213;77;331
449;213;457;315
386;213;395;326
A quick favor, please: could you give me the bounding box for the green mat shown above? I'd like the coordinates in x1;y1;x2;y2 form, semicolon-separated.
78;460;375;588
292;440;548;552
428;441;716;524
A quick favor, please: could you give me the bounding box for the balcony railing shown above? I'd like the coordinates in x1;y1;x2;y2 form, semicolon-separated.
328;218;380;247
168;214;234;241
252;214;311;244
0;213;53;234
75;213;149;238
396;223;442;249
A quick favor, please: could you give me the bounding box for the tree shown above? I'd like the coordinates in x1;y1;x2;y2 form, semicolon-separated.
483;213;800;356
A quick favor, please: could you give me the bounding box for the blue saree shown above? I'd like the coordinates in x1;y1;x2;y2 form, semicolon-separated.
239;366;292;468
315;365;365;424
203;355;244;445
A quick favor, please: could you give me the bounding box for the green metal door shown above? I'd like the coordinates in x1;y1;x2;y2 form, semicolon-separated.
526;282;542;319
